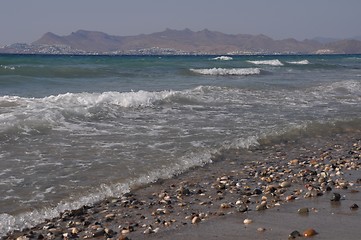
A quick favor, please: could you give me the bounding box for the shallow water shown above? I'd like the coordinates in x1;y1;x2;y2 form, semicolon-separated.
0;54;361;234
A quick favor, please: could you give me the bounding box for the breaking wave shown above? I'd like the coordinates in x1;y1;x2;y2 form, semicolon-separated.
287;60;310;65
212;56;233;61
248;59;284;66
190;67;261;76
0;65;16;71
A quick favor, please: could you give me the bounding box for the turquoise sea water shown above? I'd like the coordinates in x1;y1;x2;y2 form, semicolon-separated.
1;54;361;234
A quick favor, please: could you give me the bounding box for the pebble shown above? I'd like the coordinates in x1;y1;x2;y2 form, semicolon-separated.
280;181;291;188
252;188;263;195
105;213;115;221
350;203;359;210
303;228;317;237
16;237;30;240
236;204;248;213
191;216;201;224
330;192;341;201
256;201;267;211
288;230;301;239
289;159;299;165
297;207;309;214
220;202;231;209
243;218;253;225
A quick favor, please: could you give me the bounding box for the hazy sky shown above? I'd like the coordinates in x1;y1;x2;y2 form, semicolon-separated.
1;0;360;45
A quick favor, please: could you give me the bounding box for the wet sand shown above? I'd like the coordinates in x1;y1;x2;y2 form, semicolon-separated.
3;130;361;240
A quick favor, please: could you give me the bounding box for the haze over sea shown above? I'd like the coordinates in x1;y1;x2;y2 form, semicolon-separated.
1;54;361;234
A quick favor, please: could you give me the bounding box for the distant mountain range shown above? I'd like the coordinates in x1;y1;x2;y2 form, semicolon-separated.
2;29;361;55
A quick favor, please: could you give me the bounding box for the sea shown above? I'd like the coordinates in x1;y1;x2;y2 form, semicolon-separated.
1;54;361;234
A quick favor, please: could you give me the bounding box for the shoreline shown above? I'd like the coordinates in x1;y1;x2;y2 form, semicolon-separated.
3;130;361;240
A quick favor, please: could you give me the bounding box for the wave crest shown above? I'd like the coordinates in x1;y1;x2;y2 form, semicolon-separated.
190;68;261;76
0;65;16;71
287;60;310;65
45;90;177;108
212;56;233;61
248;59;284;66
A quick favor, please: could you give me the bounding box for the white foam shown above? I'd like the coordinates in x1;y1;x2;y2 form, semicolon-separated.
0;146;214;236
212;56;233;61
287;60;310;65
0;90;181;136
44;90;177;108
248;59;284;66
190;68;261;76
0;65;15;70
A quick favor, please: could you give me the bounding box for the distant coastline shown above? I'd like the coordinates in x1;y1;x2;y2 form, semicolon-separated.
1;28;361;55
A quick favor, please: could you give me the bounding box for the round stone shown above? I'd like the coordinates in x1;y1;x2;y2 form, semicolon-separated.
297;207;309;214
350;203;359;210
330;192;341;201
288;230;301;239
243;218;253;224
303;228;317;237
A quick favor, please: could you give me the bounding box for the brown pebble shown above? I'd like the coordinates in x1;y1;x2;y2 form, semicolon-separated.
297;208;309;214
303;228;317;237
286;195;296;201
289;159;299;165
220;203;231;209
256;201;267;211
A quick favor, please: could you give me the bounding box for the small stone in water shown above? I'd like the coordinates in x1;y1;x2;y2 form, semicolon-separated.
288;230;301;239
330;192;341;201
303;228;317;237
350;203;359;210
243;218;253;224
297;207;309;214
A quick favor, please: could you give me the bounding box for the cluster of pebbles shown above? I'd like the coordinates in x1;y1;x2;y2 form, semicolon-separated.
3;135;360;240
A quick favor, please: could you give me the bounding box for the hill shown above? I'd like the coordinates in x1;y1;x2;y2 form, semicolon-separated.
3;29;361;55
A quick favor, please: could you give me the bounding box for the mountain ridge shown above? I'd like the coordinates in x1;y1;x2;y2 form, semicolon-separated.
3;29;361;55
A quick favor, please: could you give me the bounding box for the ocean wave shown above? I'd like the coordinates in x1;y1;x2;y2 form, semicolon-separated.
0;90;179;138
190;68;261;76
212;56;233;61
0;65;16;70
44;90;177;109
287;60;310;65
312;80;361;103
258;118;361;146
247;59;284;66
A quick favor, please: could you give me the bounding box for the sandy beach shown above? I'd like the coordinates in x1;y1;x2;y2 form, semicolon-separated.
3;129;360;240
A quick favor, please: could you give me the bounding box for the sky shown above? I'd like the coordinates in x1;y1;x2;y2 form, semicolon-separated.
1;0;361;45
